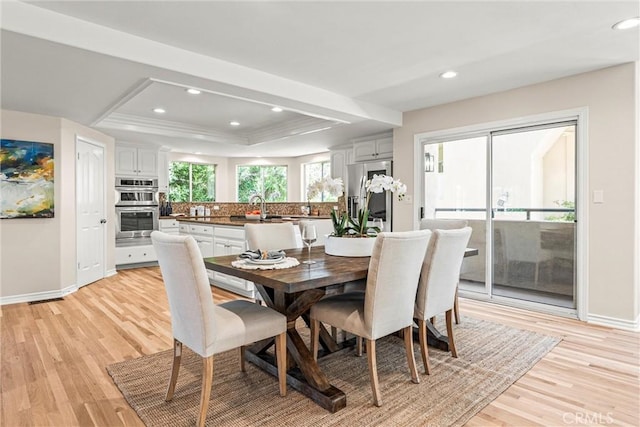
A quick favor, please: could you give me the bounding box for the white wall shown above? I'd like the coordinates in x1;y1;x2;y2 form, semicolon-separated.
394;63;639;326
1;110;115;301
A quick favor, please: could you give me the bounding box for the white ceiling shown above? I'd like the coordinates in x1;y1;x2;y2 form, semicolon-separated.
1;1;638;157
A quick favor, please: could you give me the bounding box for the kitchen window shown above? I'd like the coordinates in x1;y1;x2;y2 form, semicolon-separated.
169;161;216;202
237;165;287;202
303;161;337;202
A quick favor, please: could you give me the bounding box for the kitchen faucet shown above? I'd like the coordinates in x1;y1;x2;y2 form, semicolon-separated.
249;194;267;220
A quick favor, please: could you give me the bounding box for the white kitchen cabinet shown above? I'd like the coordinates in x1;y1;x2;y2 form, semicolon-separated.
115;145;158;177
180;222;214;258
212;226;255;298
159;218;179;235
115;244;157;266
157;150;169;192
352;133;393;162
330;148;351;181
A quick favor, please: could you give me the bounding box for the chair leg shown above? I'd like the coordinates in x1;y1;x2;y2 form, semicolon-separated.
403;326;419;384
356;336;363;357
275;332;287;397
197;356;214;427
165;339;182;401
310;319;320;361
418;319;431;375
454;285;460;324
445;309;458;358
240;345;246;372
366;339;382;406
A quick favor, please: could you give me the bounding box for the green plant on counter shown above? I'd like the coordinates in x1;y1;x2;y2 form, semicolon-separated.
545;200;576;222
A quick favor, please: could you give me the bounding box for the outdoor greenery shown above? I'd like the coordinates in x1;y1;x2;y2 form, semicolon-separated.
169;161;216;202
546;199;576;222
237;165;287;202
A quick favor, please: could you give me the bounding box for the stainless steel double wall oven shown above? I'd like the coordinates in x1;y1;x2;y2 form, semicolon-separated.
115;177;159;240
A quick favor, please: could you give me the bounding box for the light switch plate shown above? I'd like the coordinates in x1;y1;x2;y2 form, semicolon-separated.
593;190;604;204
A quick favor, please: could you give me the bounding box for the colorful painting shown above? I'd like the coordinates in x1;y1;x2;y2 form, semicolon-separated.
1;139;54;218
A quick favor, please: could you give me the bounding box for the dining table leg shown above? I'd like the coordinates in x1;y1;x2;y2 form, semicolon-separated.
243;284;347;413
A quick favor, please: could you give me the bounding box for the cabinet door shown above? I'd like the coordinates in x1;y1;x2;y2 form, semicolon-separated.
157;151;169;192
137;149;158;177
115;146;138;176
227;238;245;255
375;137;393;159
213;238;228;256
330;150;346;180
353;141;377;162
195;237;214;258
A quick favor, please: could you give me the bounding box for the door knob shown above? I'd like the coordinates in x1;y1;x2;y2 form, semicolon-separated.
100;219;107;224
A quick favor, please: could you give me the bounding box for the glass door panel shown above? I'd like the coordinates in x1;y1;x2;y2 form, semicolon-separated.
423;136;487;295
491;123;576;308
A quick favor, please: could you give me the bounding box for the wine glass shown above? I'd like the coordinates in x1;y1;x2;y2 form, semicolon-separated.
373;218;384;233
301;224;317;264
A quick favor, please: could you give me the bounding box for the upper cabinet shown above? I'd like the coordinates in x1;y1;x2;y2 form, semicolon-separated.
330;147;352;181
115;145;158;177
352;133;393;162
157;150;169;192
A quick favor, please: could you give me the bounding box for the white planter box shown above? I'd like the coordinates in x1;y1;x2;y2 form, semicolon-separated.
324;235;376;257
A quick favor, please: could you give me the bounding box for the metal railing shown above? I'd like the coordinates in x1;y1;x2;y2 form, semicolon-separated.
434;207;574;221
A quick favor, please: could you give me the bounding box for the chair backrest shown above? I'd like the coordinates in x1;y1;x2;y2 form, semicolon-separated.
363;230;432;339
415;227;472;320
245;222;302;251
298;219;334;246
151;231;216;357
419;218;468;231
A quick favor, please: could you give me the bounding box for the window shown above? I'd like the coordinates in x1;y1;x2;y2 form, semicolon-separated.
169;161;216;202
304;161;337;202
237;165;287;202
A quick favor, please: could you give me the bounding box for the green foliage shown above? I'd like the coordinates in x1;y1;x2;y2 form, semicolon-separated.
169;161;215;202
237;165;287;202
546;200;576;222
348;209;380;237
330;210;352;237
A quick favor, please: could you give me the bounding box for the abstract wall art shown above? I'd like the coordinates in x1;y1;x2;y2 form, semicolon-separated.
1;139;55;218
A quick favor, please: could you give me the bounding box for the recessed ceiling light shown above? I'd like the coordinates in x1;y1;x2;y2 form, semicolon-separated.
153;107;166;114
186;88;201;95
229;121;240;126
271;107;283;112
194;151;202;155
439;71;458;79
612;17;640;30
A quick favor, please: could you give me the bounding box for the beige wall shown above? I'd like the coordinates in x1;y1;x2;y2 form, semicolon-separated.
1;110;115;300
393;63;639;324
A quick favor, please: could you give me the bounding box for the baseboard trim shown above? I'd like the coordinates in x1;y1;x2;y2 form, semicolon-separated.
1;283;78;306
105;268;118;278
587;313;640;331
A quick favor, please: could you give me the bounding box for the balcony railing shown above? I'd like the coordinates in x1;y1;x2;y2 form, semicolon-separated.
434;207;574;221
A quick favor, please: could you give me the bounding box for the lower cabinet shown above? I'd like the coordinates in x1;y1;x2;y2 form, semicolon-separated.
212;226;255;299
115;245;157;266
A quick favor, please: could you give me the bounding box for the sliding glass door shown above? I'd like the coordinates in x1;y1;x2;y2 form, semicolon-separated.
422;121;577;310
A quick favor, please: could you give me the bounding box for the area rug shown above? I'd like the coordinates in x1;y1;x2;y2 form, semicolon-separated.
107;316;560;427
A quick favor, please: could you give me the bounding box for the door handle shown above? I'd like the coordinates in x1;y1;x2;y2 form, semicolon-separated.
100;219;107;224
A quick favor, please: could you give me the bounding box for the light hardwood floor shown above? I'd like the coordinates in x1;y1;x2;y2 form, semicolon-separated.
1;267;638;426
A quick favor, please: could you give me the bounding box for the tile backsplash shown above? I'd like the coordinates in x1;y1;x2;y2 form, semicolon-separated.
159;193;346;217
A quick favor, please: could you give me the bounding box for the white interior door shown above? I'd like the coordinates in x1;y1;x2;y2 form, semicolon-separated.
77;138;106;287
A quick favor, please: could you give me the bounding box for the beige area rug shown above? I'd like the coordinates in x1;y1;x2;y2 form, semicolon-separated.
107;316;560;427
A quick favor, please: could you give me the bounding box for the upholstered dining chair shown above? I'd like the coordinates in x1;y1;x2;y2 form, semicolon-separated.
245;222;302;250
414;227;472;375
151;231;287;427
310;230;432;406
419;218;469;324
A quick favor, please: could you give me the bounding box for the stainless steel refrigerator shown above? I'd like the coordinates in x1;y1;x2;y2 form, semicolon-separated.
346;160;393;231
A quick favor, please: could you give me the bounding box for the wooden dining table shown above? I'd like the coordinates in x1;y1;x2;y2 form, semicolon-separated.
203;245;478;413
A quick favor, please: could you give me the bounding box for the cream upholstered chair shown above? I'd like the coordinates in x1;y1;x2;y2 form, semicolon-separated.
419;218;469;324
298;219;334;246
151;231;287;427
245;222;302;250
310;230;432;406
414;227;472;374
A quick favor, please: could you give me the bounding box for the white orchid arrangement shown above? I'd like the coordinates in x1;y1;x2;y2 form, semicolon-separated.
306;176;344;201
